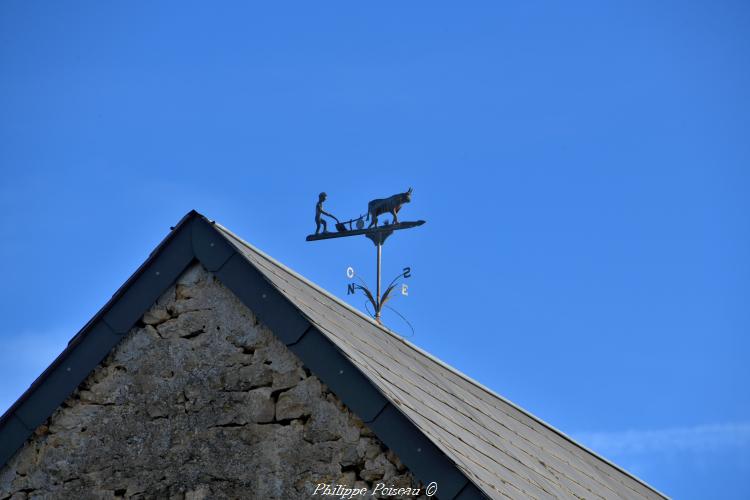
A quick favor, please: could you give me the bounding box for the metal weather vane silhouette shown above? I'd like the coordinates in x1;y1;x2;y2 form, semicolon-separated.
306;188;425;324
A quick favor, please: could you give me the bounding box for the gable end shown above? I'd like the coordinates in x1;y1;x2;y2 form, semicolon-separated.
0;212;484;499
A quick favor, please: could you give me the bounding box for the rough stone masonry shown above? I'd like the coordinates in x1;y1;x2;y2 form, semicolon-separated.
0;264;426;499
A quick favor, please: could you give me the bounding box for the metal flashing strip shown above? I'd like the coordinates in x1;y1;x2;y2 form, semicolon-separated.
287;327;388;423
197;220;487;499
214;223;671;500
0;415;32;467
453;482;489;500
215;219;652;494
192;218;235;272
368;404;470;499
14;322;120;431
103;215;195;334
214;253;310;345
0;211;201;469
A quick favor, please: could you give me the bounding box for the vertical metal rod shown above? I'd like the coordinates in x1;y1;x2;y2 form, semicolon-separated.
376;241;382;322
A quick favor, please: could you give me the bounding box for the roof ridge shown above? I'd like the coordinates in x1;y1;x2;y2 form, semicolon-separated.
213;221;668;499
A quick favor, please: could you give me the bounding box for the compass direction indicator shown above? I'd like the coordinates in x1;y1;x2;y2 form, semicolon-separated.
306;188;425;324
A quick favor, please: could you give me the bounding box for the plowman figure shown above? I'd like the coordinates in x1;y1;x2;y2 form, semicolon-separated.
315;192;338;234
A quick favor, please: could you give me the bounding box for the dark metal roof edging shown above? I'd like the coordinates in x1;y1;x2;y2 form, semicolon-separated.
0;211;486;500
193;217;485;499
0;210;200;466
215;224;671;500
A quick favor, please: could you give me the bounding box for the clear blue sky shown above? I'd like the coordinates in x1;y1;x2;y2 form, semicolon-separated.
1;2;748;498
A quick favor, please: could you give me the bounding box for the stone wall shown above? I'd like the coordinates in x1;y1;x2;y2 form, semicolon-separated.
0;264;424;500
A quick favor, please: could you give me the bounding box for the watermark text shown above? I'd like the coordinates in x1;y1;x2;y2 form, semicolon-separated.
312;482;438;498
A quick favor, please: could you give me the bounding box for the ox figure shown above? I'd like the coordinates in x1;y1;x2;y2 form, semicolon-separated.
366;188;413;228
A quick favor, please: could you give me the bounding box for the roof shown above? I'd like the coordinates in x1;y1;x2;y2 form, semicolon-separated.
0;211;667;500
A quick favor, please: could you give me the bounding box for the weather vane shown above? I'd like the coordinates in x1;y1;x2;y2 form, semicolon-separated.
306;187;425;324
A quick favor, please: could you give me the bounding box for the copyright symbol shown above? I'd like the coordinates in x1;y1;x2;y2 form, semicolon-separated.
426;482;438;496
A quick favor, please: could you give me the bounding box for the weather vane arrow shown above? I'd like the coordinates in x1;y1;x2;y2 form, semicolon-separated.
305;188;425;324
